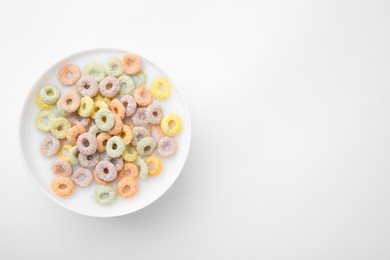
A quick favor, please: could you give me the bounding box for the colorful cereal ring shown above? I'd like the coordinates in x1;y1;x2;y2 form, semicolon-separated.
94;185;116;206
150;77;171;100
136;158;148;180
105;58;123;77
72;167;93;187
66;125;86;145
36;96;53;110
131;107;149;126
121;53;141;75
69;145;79;165
107;114;123;135
50;117;70;139
161;114;182;137
118;75;135;96
52;159;72;177
118;162;139;178
84;63;105;82
77;132;97;155
120;95;137;117
35;110;56;132
118;125;132;145
39;84;60;105
95;108;115;131
102;155;124;171
77;75;99;97
58;91;81;113
97;132;112;152
58;144;72;162
99;76;120;98
146;156;163;176
51;176;75;197
122;145;138;162
78;96;95;117
134;87;153;107
158;136;177;157
58;64;81;86
131;71;147;87
95;161;117;182
109;99;125;120
136;137;156;156
117;176;138;198
131;126;150;146
41;135;60;157
90;100;109;119
106;136;125;158
145;104;162;125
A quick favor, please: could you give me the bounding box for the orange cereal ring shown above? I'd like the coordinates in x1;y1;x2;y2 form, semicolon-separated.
66;125;86;145
109;99;125;120
108;114;123;135
134;87;153;107
121;53;141;75
146;156;163;176
118;162;139;178
150;125;163;139
117;176;139;198
96;132;112;152
51;176;75;197
58;64;81;86
118;125;132;145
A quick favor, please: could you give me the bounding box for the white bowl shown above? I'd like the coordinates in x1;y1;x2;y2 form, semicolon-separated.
19;49;191;217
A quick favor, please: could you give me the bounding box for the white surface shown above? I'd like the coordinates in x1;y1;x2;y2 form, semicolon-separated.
1;0;390;259
19;48;191;217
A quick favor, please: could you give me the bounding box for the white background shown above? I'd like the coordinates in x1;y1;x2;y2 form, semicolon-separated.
1;0;390;259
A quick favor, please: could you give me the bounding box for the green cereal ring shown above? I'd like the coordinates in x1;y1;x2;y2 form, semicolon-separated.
69;145;79;165
118;75;135;96
132;71;147;87
122;145;138;162
136;137;156;156
88;124;102;138
78;96;94;117
94;185;116;206
39;84;60;105
136;158;149;180
95;108;115;131
105;58;123;77
83;63;105;82
50;117;71;139
106;136;126;158
35;111;56;132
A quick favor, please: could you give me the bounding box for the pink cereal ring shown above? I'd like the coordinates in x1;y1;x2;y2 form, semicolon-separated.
131;107;149;126
77;133;97;156
72;167;93;187
58;91;81;113
41;135;61;157
58;64;81;86
52;159;72;177
99;76;120;98
158;136;177;158
95;160;117;182
121;53;141;75
77;75;99;97
120;95;137;117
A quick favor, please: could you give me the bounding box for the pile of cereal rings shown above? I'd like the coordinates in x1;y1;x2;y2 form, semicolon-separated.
35;53;182;206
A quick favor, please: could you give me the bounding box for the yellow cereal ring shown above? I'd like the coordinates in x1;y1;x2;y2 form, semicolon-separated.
93;93;111;104
78;96;95;117
118;125;132;145
122;145;138;162
161;114;182;137
51;176;75;197
146;156;163;176
90;100;108;119
150;77;171;100
50;117;71;139
36;96;53;110
35;111;56;132
58;144;72;162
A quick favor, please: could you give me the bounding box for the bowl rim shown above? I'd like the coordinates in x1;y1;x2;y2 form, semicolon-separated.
18;48;192;218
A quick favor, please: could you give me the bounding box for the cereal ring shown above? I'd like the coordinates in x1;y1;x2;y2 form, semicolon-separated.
102;155;124;171
95;161;117;182
88;124;101;138
161;114;182;137
58;64;81;86
134;87;153;107
39;84;60;105
132;71;147;87
50;117;71;139
108;114;123;135
105;58;123;77
146;156;163;176
99;76;120;98
69;145;79;165
35;111;55;132
117;176;138;198
122;145;138;162
52;159;72;177
145;104;163;125
41;135;60;157
96;133;112;152
58;144;72;161
106;136;125;158
131;126;150;146
136;137;156;156
68;114;91;128
118;162;139;178
150;125;163;139
150;77;172;100
118;75;135;96
66;125;86;145
84;63;105;82
72;167;93;187
51;176;75;197
120;95;137;117
109;99;125;120
93;93;112;104
78;96;94;117
158;137;177;157
36;96;53;110
118;125;132;145
77;132;97;155
94;185;116;206
77;75;99;97
78;153;99;168
131;107;149;126
90;100;108;119
136;158;148;180
95;108;115;131
58;91;81;113
121;53;141;75
54;102;71;118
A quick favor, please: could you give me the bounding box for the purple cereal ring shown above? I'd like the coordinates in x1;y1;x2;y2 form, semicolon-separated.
78;153;100;168
77;75;99;97
58;91;81;113
131;107;149;126
120;95;137;117
102;154;124;171
41;135;60;157
99;76;120;98
68;114;91;128
145;104;162;125
95;160;117;182
158;137;177;157
77;133;97;155
72;167;93;187
52;159;72;176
